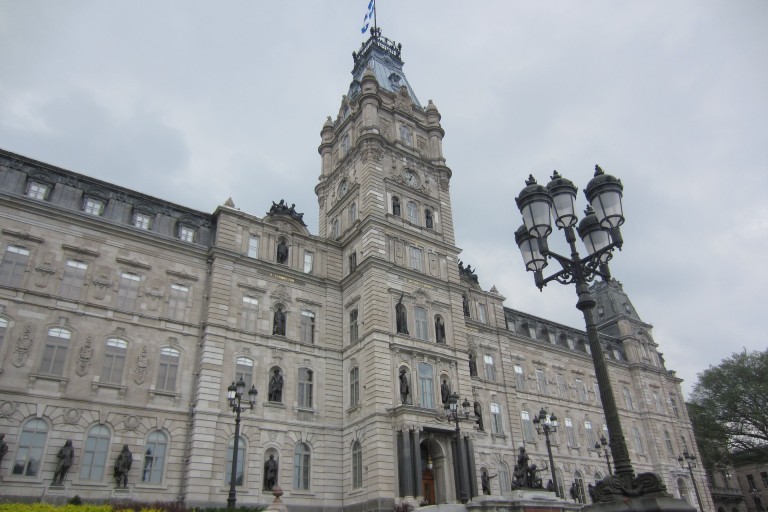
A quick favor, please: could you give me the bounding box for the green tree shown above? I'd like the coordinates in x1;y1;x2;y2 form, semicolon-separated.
689;349;768;453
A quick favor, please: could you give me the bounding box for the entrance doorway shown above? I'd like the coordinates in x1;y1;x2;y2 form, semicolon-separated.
422;467;435;505
419;436;446;504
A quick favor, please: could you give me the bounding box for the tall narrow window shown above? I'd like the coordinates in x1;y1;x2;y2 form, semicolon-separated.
594;381;601;404
352;441;363;489
680;435;689;453
565;418;577;447
236;357;254;389
414;306;428;340
293;442;311;490
574;471;586;503
133;212;152;230
663;430;675;456
225;436;246;486
350;367;360;407
331;219;340;238
670;397;679;417
341;133;350;155
623;387;635;411
303;251;313;273
298;368;313;408
652;391;663;413
536;368;548;394
142;431;168;484
514;364;525;390
167;284;189;321
156;347;180;391
632;426;644;454
521;411;535;442
348;252;357;273
585;421;596;448
490;403;503;434
300;311;315;344
12;418;48;477
484;354;496;382
248;235;260;258
349;309;358;343
349;203;357;224
556;374;567;399
40;327;70;375
407;201;419;224
477;303;488;323
27;181;49;200
0;245;30;287
80;425;111;481
84;198;104;215
418;362;435;409
60;260;87;300
392;196;401;217
499;463;510;495
575;378;587;402
242;296;259;331
102;338;127;384
409;246;423;272
117;272;141;310
0;317;7;352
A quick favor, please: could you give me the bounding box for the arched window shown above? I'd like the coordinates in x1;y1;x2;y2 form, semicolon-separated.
676;477;690;503
350;367;360;407
236;357;254;389
407;201;418;224
556;468;566;499
80;425;111;481
499;462;510;495
12;418;48;476
293;442;311;490
102;337;128;384
142;431;168;484
352;441;362;489
225;436;246;486
418;362;435;408
574;470;586;503
40;327;71;375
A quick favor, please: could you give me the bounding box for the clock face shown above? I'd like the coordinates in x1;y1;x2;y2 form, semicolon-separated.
403;170;419;188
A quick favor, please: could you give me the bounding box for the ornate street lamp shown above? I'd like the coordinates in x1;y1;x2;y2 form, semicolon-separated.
225;377;258;509
595;435;612;476
532;407;560;497
514;166;670;504
445;392;472;503
678;450;705;512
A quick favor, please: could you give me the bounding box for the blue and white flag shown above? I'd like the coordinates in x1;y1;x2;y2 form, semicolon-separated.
361;0;375;34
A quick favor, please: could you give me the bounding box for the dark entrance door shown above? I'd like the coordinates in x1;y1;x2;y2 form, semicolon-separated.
422;467;436;505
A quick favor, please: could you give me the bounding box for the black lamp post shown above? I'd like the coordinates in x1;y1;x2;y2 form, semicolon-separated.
514;166;668;502
532;407;560;497
595;435;612;475
226;377;258;509
445;392;471;503
678;450;705;511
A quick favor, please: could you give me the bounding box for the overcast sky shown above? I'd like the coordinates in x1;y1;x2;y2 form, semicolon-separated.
1;1;766;398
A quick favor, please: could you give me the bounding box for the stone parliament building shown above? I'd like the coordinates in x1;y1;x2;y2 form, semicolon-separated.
0;30;710;511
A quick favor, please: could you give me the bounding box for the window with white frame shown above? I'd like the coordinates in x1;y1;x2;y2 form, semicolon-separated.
27;181;50;200
167;284;189;321
79;425;111;481
293;442;311;490
116;272;141;310
0;245;30;287
236;357;254;389
414;306;428;340
585;420;596;448
83;197;104;216
409;246;423;271
248;235;260;258
536;368;548;394
514;364;525;390
484;354;496;382
349;309;358;343
133;212;152;230
156;347;180;391
12;418;48;477
242;296;258;331
225;436;246;486
60;259;87;300
303;251;313;273
407;201;418;224
300;311;315;344
556;373;567;399
623;387;635;411
490;402;503;434
632;426;644;454
576;378;588;402
298;368;313;408
179;225;196;242
418;362;435;409
40;327;70;375
521;411;536;442
350;367;360;407
565;418;577;447
352;441;362;489
102;337;127;384
142;431;168;483
477;303;487;323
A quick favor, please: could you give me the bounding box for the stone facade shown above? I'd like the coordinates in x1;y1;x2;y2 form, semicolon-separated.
0;30;711;511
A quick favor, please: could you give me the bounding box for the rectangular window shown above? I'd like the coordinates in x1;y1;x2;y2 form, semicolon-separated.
350;367;360;407
484;354;496;382
349;309;358;343
585;421;596;448
536;368;548;394
623;387;635;411
409;246;423;272
156;347;180;391
0;245;30;287
298;368;313;408
594;381;601;404
632;426;644;454
83;198;104;215
477;303;487;323
27;181;49;200
556;374;567;399
167;284;189;321
664;430;675;456
348;252;357;273
761;472;768;487
40;328;70;375
300;311;315;344
490;403;503;434
575;378;587;402
418;362;434;409
521;411;536;443
248;235;260;258
117;272;141;310
414;306;428;340
225;436;245;486
235;357;254;389
304;251;313;273
179;226;195;242
565;418;577;447
514;364;525;390
0;318;7;353
653;391;664;413
242;296;259;331
670;397;679;417
133;212;152;230
60;259;87;300
101;338;127;384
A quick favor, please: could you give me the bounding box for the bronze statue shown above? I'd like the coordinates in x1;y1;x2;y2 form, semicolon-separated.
469;353;478;377
268;368;284;402
263;454;278;490
435;316;445;343
474;401;484;431
392;197;401;216
395;293;408;335
399;367;410;405
462;294;470;317
276;240;288;264
52;440;74;485
114;445;133;488
0;433;8;464
425;210;433;229
440;379;450;404
273;307;286;336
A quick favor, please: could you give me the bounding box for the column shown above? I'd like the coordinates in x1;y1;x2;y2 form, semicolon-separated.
411;429;422;498
465;436;478;497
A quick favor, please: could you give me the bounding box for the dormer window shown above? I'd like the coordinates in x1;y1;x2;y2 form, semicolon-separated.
133;212;152;230
179;225;196;242
83;198;105;216
27;181;50;200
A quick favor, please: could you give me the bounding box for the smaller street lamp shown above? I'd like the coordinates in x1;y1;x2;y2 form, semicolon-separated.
678;450;704;512
532;407;560;498
595;435;612;475
225;378;258;509
445;392;471;503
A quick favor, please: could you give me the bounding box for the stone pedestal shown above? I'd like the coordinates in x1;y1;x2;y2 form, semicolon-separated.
466;492;583;512
264;485;288;512
582;496;696;512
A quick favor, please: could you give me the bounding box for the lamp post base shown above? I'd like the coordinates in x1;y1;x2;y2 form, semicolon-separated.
588;473;696;512
582;496;696;512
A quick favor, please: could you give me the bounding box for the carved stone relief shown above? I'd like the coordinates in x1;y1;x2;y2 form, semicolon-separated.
75;336;94;376
12;325;33;367
134;347;150;385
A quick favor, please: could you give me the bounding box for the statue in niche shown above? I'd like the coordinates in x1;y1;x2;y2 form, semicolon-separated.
395;294;408;335
276;240;288;264
463;294;471;317
114;445;133;488
440;379;450;404
0;433;8;465
425;209;433;229
399;367;411;405
469;353;478;377
263;454;279;490
474;401;484;431
273;307;286;336
392;196;401;216
435;316;445;343
268;368;284;402
481;470;496;495
52;440;75;485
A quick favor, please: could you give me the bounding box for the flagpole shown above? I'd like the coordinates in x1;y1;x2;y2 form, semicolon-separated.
373;0;377;33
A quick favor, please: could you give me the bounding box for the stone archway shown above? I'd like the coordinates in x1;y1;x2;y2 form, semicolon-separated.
420;437;448;504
